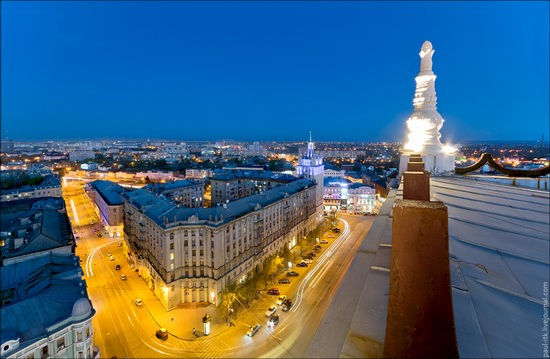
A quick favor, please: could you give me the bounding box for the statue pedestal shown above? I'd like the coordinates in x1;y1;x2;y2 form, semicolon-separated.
400;152;455;176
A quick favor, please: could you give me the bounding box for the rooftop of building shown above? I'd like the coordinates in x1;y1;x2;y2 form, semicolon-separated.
308;175;550;358
324;177;353;187
122;178;316;228
0;174;61;195
88;179;126;206
0;252;93;352
211;169;296;182
143;179;201;194
0;198;73;260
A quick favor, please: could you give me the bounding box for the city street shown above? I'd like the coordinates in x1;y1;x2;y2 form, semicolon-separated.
62;178;375;358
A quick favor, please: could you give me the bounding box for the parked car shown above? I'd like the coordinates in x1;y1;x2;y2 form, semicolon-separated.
107;252;112;257
278;278;290;284
120;274;127;280
109;256;115;261
296;262;308;267
115;264;121;270
282;299;293;311
332;228;341;233
301;258;313;264
286;271;299;277
135;298;143;307
320;239;329;244
314;245;322;250
276;295;287;306
265;306;277;317
247;324;261;337
268;314;280;327
327;234;335;238
267;288;280;295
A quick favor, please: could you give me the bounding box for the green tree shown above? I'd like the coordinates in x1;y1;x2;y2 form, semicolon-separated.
217;280;241;326
265;255;284;287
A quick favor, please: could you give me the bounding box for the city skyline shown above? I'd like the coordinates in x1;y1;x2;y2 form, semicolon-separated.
1;1;549;143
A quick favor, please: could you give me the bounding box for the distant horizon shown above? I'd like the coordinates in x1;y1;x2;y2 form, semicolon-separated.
2;2;548;143
4;137;548;147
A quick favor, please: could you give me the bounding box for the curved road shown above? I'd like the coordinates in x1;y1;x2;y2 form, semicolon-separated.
65;178;374;358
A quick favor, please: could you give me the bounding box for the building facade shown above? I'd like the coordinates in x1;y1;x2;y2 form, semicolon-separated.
143;180;204;208
296;135;325;215
0;175;62;203
210;170;296;205
69;150;95;162
347;184;377;214
86;180;126;228
122;178;322;309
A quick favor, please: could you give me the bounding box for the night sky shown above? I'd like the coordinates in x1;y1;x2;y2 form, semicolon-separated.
1;1;548;143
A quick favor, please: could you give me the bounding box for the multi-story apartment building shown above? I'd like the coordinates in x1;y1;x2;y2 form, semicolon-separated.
134;170;177;182
69;150;95;162
122;178;322;309
210;170;296;205
0;174;62;203
143;180;204;208
0;254;99;359
324;168;345;178
296;135;325;209
0;197;74;265
0;197;98;359
87;180;126;228
185;168;213;180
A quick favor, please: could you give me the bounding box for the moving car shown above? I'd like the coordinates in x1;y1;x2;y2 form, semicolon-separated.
135;298;143;307
115;264;121;270
268;314;280;327
120;274;127;280
278;278;290;284
282;298;293;311
267;288;280;295
276;295;286;306
265;306;277;317
247;324;261;337
286;271;299;277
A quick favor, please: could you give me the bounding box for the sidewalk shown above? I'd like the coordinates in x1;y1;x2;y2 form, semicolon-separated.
133;223;342;344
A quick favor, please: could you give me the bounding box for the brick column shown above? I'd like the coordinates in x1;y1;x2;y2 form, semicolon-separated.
384;199;459;358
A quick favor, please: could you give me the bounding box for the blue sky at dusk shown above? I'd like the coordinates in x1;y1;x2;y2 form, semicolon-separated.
1;1;548;143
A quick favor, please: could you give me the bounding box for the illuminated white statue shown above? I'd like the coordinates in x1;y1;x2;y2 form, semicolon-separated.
400;41;456;175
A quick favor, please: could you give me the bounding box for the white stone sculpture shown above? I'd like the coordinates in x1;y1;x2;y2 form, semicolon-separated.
400;41;456;176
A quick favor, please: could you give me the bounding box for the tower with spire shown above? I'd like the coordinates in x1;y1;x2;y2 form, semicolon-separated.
296;132;324;215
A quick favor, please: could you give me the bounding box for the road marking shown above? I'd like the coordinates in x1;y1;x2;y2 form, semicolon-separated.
70;198;80;225
310;259;332;289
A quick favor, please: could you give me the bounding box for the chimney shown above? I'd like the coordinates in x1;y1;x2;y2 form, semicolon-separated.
384;160;458;358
